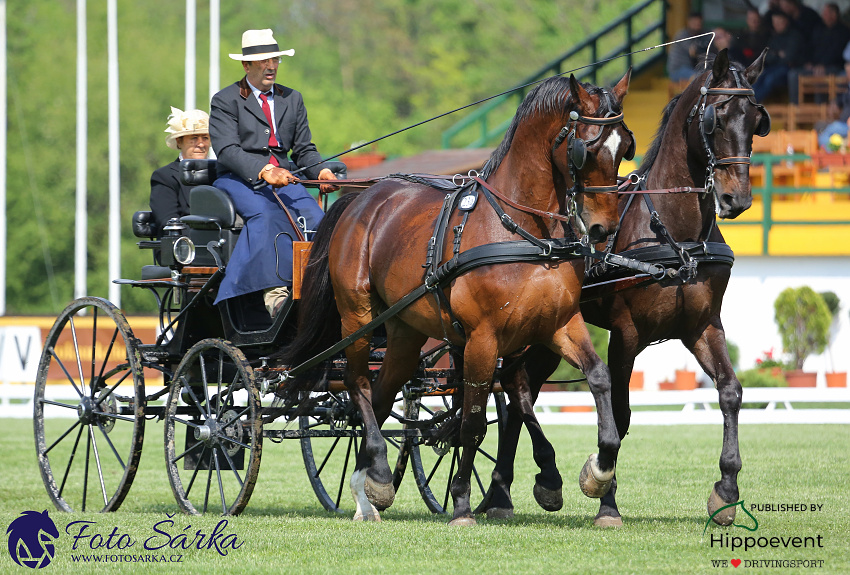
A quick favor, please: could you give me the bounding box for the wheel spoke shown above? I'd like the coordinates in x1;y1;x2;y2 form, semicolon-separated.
475;447;498;465
92;409;135;423
95;326;121;390
58;424;85;498
82;426;91;512
219;445;244;488
48;348;84;398
44;420;82;455
97;422;126;470
335;438;354;509
88;425;109;506
442;449;458;512
471;462;485;497
40;398;80;411
185;445;207;497
176;381;208;420
171;436;206;465
90;308;98;392
199;355;213;418
212;449;227;514
203;459;213;513
216;351;224;417
219;406;251;428
93;369;132;408
315;436;342;477
69;316;87;399
424;453;445;487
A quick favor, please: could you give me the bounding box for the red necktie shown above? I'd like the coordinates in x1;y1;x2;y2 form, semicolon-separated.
259;92;279;166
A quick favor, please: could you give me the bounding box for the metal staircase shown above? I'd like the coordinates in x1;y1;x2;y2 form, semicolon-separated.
441;0;667;150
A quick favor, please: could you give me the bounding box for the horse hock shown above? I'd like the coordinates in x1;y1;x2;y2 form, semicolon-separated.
579;453;614;498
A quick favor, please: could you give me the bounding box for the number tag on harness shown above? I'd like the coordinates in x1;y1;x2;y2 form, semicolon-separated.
458;190;478;211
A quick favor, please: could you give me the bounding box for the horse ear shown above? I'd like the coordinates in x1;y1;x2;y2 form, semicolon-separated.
569;74;594;115
745;48;768;85
611;67;632;104
711;48;729;81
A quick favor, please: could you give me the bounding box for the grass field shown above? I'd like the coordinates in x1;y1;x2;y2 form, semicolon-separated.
2;419;848;574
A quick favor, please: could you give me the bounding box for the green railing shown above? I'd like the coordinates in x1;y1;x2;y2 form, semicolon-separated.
441;0;666;150
720;153;850;255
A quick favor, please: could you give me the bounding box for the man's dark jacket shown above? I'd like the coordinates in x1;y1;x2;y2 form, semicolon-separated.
209;76;327;183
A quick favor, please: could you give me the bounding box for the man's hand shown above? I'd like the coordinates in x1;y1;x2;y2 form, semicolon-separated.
261;165;299;188
317;168;340;194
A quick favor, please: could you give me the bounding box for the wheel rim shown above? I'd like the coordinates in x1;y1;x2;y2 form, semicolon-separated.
406;391;506;514
300;389;405;514
164;339;261;515
33;297;145;512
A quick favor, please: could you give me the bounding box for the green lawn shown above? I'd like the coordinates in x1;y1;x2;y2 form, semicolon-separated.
2;419;848;574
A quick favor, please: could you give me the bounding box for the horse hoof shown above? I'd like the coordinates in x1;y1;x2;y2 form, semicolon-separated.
364;475;395;510
448;516;477;527
579;454;614;498
353;510;381;522
594;514;623;528
486;508;515;520
533;483;563;512
707;487;736;526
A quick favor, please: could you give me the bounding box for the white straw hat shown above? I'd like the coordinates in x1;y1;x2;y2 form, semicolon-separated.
228;29;295;61
164;107;210;150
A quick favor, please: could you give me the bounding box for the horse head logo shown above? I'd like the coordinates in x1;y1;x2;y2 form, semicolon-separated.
6;510;59;569
703;500;759;535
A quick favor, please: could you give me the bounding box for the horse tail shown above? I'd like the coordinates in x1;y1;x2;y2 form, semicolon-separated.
277;191;360;399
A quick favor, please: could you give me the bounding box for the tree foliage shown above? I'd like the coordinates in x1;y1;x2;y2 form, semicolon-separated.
773;286;832;371
5;0;640;314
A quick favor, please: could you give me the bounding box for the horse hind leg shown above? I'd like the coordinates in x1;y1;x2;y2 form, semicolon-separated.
686;322;742;526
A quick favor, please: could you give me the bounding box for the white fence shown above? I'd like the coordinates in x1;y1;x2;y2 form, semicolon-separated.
5;384;850;424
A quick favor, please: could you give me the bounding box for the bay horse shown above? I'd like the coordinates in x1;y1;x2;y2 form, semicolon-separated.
283;72;636;524
483;49;770;526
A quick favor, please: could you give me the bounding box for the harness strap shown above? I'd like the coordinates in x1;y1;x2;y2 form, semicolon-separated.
643;193;698;282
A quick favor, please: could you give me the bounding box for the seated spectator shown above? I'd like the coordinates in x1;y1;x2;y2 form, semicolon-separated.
788;3;850;103
753;11;804;102
817;62;850;151
731;8;769;67
779;0;821;60
150;107;211;236
667;12;712;82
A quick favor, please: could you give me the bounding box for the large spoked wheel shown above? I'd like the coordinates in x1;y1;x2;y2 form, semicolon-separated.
34;297;145;512
405;390;507;514
300;389;405;514
164;339;262;515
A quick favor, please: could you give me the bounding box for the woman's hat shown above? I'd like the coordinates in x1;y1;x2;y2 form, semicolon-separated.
164;107;209;149
228;29;295;61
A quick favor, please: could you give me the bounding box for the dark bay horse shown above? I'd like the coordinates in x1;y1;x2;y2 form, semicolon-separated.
484;49;770;527
283;72;636;524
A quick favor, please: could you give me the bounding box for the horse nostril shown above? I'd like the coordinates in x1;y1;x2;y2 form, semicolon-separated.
588;224;609;242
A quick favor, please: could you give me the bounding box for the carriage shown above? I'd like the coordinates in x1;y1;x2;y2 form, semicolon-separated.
33;157;509;517
33;50;766;526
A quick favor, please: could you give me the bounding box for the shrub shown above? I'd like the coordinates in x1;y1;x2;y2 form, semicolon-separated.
738;368;787;388
773;287;832;370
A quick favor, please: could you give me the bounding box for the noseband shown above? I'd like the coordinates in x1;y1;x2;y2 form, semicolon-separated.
686;66;771;212
552;90;636;202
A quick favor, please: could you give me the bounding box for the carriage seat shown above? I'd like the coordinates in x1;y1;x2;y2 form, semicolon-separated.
132;210;158;238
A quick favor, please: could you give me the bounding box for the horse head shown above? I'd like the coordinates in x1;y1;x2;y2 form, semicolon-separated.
558;71;635;242
6;510;59;568
685;48;769;219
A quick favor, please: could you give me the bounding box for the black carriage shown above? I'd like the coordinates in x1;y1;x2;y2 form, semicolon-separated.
32;159;507;517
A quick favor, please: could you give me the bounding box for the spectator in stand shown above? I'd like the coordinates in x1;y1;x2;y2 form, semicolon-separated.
778;0;821;61
816;60;850;152
753;11;805;102
667;12;712;82
731;8;769;67
788;3;850;103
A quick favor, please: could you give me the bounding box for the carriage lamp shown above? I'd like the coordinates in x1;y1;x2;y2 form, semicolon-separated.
173;236;196;266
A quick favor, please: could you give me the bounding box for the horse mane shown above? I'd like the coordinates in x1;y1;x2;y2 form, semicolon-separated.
481;76;615;179
636;94;681;177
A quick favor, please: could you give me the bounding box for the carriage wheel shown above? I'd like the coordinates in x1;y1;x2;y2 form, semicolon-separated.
164;339;262;515
404;390;507;514
34;297;145;513
300;389;405;514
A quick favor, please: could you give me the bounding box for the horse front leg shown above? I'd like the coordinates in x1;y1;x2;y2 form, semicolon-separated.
686;319;742;526
344;337;393;521
593;326;639;527
448;335;499;526
486;345;564;518
551;314;620;501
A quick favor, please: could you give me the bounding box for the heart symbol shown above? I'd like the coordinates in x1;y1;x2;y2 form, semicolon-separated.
731;559;741;568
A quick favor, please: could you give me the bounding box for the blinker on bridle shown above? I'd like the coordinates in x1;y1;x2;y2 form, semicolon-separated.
687;66;771;184
551;90;636;197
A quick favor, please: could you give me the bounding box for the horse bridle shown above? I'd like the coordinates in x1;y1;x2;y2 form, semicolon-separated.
551;89;636;205
687;66;771;213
